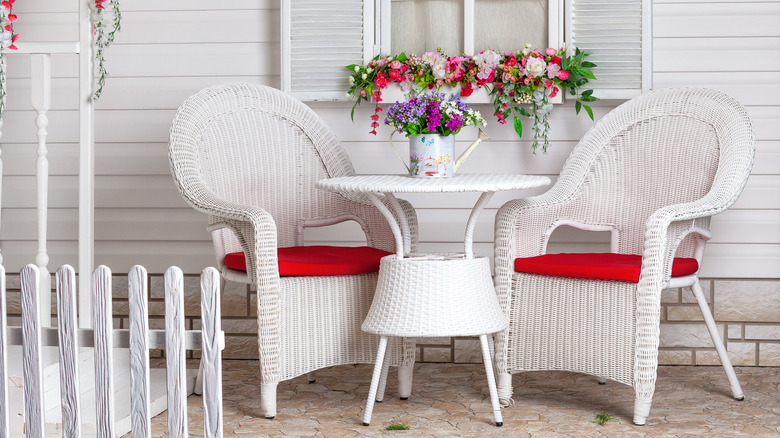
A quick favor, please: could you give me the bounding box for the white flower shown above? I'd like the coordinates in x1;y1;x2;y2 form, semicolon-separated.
361;73;367;80
526;57;547;77
354;66;360;72
432;62;446;79
349;76;355;85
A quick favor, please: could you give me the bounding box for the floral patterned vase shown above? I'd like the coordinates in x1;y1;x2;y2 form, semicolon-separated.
409;134;455;178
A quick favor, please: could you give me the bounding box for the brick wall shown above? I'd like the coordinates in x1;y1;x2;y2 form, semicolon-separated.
4;275;778;366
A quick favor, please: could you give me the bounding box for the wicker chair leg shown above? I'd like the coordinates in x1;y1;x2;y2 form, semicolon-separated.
692;281;745;400
261;382;278;419
597;376;607;385
307;371;317;383
633;397;652;425
375;347;391;402
398;364;414;400
496;372;513;406
194;361;204;395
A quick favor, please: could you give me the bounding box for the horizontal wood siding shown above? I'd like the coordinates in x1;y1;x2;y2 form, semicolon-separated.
0;0;777;279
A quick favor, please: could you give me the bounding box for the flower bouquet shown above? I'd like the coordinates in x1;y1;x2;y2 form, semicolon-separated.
346;44;597;154
384;92;487;178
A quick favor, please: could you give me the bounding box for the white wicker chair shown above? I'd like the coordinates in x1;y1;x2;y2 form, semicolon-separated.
168;82;418;418
493;88;755;425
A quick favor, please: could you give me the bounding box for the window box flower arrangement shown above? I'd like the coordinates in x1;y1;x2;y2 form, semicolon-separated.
346;45;597;154
384;92;487;177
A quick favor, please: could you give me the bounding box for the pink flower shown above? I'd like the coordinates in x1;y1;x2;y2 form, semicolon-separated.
374;76;389;88
373;91;382;102
499;119;507;125
389;69;402;81
544;80;554;88
389;60;403;69
360;90;367;97
7;13;17;22
549;86;559;98
557;70;569;80
545;47;557;56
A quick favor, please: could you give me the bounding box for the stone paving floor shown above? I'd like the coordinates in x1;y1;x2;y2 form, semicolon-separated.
143;360;780;437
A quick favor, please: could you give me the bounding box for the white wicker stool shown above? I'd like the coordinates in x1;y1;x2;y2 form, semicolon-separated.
361;253;509;427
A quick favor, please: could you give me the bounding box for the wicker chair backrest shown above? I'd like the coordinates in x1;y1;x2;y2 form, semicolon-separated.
552;87;755;256
169;83;359;252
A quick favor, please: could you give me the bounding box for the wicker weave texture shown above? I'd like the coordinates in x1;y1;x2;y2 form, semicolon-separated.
493;87;755;424
168;83;418;417
362;255;508;337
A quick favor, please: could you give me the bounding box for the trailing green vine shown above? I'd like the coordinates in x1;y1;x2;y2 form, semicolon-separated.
92;0;121;101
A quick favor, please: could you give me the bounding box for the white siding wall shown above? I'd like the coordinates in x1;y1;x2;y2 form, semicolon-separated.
2;0;778;281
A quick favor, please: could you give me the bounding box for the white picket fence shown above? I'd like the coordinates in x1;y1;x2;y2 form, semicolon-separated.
0;264;225;438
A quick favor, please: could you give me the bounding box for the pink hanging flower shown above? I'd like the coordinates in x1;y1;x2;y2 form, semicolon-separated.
557;70;569;80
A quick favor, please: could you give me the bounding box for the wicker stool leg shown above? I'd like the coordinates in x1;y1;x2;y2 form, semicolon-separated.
307;371;317;383
693;280;744;400
375;346;391;402
398;337;415;399
363;336;389;426
480;334;503;426
261;382;278;419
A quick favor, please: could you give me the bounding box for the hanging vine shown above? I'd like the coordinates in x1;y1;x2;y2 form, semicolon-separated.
0;0;19;121
92;0;121;101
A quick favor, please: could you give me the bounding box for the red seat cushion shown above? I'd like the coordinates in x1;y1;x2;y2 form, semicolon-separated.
224;246;392;276
513;253;699;283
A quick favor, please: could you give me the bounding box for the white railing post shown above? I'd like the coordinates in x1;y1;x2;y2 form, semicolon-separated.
92;265;115;438
20;264;45;438
128;265;152;438
165;266;188;438
201;267;224;438
55;265;81;437
31;53;52;327
0;265;8;437
79;0;96;329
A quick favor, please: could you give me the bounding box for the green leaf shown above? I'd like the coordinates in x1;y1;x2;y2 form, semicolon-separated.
575;100;582;114
396;52;408;63
581;89;594;97
581;95;598;102
513;115;523;138
582;61;597;68
580;69;597;80
515;106;532;117
345;64;360;72
583;104;594;120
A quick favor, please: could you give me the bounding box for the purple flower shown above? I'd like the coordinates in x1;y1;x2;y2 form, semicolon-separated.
445;114;464;131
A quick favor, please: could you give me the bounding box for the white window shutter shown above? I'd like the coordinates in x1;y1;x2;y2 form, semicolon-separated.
282;0;374;101
566;0;651;99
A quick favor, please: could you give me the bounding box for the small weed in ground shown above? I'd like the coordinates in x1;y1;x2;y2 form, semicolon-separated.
386;423;410;430
592;411;616;426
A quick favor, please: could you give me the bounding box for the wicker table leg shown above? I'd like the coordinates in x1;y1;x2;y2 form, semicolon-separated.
480;334;503;426
363;336;389;426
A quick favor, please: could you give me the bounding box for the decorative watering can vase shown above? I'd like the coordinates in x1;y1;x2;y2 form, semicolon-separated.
409;134;455;178
388;129;491;178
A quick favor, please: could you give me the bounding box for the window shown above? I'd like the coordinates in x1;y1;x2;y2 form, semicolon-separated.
282;0;650;101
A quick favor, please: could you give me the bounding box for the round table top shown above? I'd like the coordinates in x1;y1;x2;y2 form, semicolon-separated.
317;173;551;194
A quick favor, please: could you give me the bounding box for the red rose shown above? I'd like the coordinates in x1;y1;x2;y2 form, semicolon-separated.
551;57;562;65
460;82;474;97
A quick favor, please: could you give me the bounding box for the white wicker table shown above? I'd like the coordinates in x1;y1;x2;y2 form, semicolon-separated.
317;173;551;427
